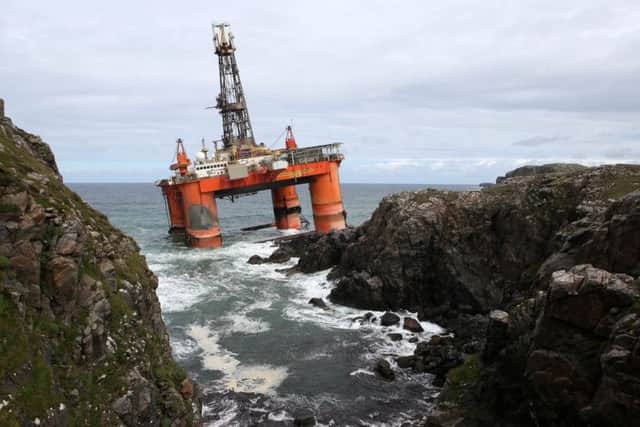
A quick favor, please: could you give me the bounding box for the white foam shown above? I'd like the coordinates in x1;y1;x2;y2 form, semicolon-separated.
267;410;293;422
205;398;239;427
219;313;271;335
349;368;375;376
187;323;287;395
156;274;211;313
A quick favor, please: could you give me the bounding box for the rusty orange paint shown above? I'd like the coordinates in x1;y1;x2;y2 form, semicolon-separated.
179;181;222;248
309;162;346;232
271;185;301;230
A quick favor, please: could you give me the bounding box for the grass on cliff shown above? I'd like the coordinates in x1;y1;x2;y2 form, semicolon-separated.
607;176;640;199
442;353;483;402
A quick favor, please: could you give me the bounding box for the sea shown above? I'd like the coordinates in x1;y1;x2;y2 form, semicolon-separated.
70;183;475;426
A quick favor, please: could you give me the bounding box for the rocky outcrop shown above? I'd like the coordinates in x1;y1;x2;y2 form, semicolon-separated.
0;115;202;425
267;162;640;426
284;165;640;324
496;163;587;183
429;265;640;427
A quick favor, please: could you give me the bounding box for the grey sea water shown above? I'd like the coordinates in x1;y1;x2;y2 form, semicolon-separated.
71;183;474;426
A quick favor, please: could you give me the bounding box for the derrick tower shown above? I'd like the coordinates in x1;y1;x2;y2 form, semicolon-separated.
213;23;255;149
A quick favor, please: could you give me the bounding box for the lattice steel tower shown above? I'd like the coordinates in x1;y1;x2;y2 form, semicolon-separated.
213;23;256;149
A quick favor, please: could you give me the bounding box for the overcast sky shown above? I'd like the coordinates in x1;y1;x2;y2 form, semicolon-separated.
1;1;639;183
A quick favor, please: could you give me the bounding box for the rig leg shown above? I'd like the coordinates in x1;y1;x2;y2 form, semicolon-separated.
162;185;185;233
309;162;346;232
180;182;222;248
271;185;301;230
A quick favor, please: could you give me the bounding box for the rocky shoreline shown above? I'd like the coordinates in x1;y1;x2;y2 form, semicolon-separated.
262;163;640;426
0;115;202;425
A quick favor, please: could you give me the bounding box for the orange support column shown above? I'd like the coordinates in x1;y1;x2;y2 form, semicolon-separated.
309;161;346;232
271;185;301;230
162;185;185;233
179;182;222;248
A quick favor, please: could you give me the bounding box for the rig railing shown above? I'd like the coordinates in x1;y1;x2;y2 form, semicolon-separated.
287;143;343;165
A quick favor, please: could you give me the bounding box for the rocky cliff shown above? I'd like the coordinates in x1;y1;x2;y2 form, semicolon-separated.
274;164;640;426
0;115;202;425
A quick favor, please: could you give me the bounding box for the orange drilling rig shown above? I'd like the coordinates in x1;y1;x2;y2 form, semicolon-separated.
156;23;346;248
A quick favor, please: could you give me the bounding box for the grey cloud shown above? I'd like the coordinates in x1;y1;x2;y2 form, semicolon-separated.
513;136;569;147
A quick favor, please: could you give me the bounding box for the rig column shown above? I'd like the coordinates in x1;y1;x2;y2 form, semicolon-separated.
180;181;222;248
271;185;301;230
309;162;346;233
161;185;185;233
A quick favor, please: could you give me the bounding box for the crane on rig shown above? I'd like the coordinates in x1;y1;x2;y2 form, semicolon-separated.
156;23;347;248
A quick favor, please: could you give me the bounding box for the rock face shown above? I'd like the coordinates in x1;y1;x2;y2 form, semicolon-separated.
0;115;202;425
430;265;640;427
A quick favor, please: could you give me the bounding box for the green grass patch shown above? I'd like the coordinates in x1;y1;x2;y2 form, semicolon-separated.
442;353;483;403
0;295;30;378
108;292;133;331
607;176;640;199
0;203;19;214
16;354;57;418
0;255;9;270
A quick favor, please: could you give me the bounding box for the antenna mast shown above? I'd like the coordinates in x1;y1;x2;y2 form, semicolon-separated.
213;23;256;149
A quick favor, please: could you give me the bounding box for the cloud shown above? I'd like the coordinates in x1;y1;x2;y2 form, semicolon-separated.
513;136;569;147
1;0;639;183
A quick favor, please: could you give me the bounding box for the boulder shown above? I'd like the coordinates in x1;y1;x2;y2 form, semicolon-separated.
403;317;424;333
380;312;400;326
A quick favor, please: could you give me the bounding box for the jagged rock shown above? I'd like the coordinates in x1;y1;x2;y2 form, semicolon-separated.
380;312;400;326
403;317;424;333
374;359;395;381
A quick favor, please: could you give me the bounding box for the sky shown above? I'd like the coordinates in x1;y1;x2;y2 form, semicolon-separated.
1;1;639;184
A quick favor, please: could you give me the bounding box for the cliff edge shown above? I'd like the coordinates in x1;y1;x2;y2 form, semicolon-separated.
0;113;202;425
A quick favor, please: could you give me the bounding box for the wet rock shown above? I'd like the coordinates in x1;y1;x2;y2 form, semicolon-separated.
293;408;316;426
268;247;291;263
248;254;267;264
387;333;403;341
374;359;395;381
308;297;329;310
403;317;424;333
396;356;416;369
413;336;463;385
380;312;400;326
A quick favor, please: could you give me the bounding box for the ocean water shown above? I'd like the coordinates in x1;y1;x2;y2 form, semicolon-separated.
71;182;474;426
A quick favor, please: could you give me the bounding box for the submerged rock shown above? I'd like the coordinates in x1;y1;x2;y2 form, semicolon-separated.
374;359;396;381
308;297;329;310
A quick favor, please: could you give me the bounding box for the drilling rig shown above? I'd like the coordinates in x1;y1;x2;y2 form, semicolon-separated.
156;24;346;248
